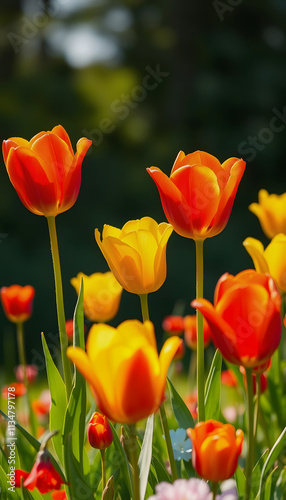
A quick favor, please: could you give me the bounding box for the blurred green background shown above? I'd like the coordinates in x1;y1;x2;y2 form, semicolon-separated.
1;0;286;374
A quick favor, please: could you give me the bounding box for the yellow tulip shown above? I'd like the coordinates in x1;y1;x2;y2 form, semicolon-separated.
94;217;173;295
243;234;286;292
71;272;123;323
249;189;286;239
67;320;181;424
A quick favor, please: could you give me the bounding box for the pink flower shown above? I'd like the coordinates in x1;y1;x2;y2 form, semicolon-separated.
148;478;211;500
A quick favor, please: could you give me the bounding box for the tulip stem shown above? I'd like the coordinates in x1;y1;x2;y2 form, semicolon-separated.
100;449;107;491
139;294;150;321
159;403;178;480
47;216;73;399
16;321;27;386
212;481;218;500
254;374;261;439
16;321;37;437
245;367;254;500
195;239;205;421
128;424;140;500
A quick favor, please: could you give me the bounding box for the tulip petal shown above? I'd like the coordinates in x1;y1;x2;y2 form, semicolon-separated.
243;237;269;275
159;336;182;395
192;298;241;365
175;151;222;177
52;125;74;154
2;138;29;164
6;147;59;216
264;234;286;291
119;347;160;423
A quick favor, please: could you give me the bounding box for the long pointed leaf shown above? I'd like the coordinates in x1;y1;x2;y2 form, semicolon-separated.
204;349;222;420
138;414;154;500
167;378;194;429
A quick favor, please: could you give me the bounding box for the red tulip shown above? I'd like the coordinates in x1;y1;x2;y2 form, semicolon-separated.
184;314;211;350
87;412;113;449
2;125;91;217
23;450;66;494
192;270;281;369
15;469;29;487
1;285;35;323
147;150;245;240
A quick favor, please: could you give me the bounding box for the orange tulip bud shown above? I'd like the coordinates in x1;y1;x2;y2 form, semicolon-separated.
3;125;91;217
147;150;245;240
87;412;113;449
2;382;26;399
192;270;281;369
1;285;35;323
187;420;244;482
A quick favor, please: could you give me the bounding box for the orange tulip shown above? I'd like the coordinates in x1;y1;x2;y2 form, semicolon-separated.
67;320;181;424
184;314;211;350
147;150;245;240
187;420;244;482
2;125;91;217
162;315;185;335
1;285;35;323
87;412;113;449
192;270;281;369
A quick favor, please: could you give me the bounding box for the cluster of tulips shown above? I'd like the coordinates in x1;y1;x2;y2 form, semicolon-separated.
0;126;285;500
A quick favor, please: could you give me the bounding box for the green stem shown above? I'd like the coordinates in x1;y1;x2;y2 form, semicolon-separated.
254;373;261;439
128;424;140;500
159;403;178;480
195;239;205;421
100;449;106;492
212;482;218;500
47;216;72;399
245;368;254;500
139;293;150;322
16;321;36;436
188;351;197;393
16;322;27;386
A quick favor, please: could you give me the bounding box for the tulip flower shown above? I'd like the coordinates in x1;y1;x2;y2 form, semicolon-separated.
87;412;113;449
23;449;66;494
1;285;35;323
192;270;281;369
51;492;67;500
249;189;286;239
184;314;211;350
15;364;38;384
95;217;173;295
2;382;26;399
67;319;181;424
243;234;286;293
15;469;29;487
147;150;245;240
187;420;244;482
71;271;123;323
2;125;91;217
162;315;185;335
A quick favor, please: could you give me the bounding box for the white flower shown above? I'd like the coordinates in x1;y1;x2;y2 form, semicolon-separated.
217;480;238;500
169;428;192;461
148;478;211;500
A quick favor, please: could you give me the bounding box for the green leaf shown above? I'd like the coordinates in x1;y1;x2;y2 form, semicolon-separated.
251;449;269;496
41;333;67;463
273;467;286;500
138;414;154;500
204;349;222;420
63;279;87;476
151;455;171;484
0;462;21;499
64;434;94;500
110;423;133;498
235;465;246;500
264;467;278;500
258;427;286;498
167;378;194;429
